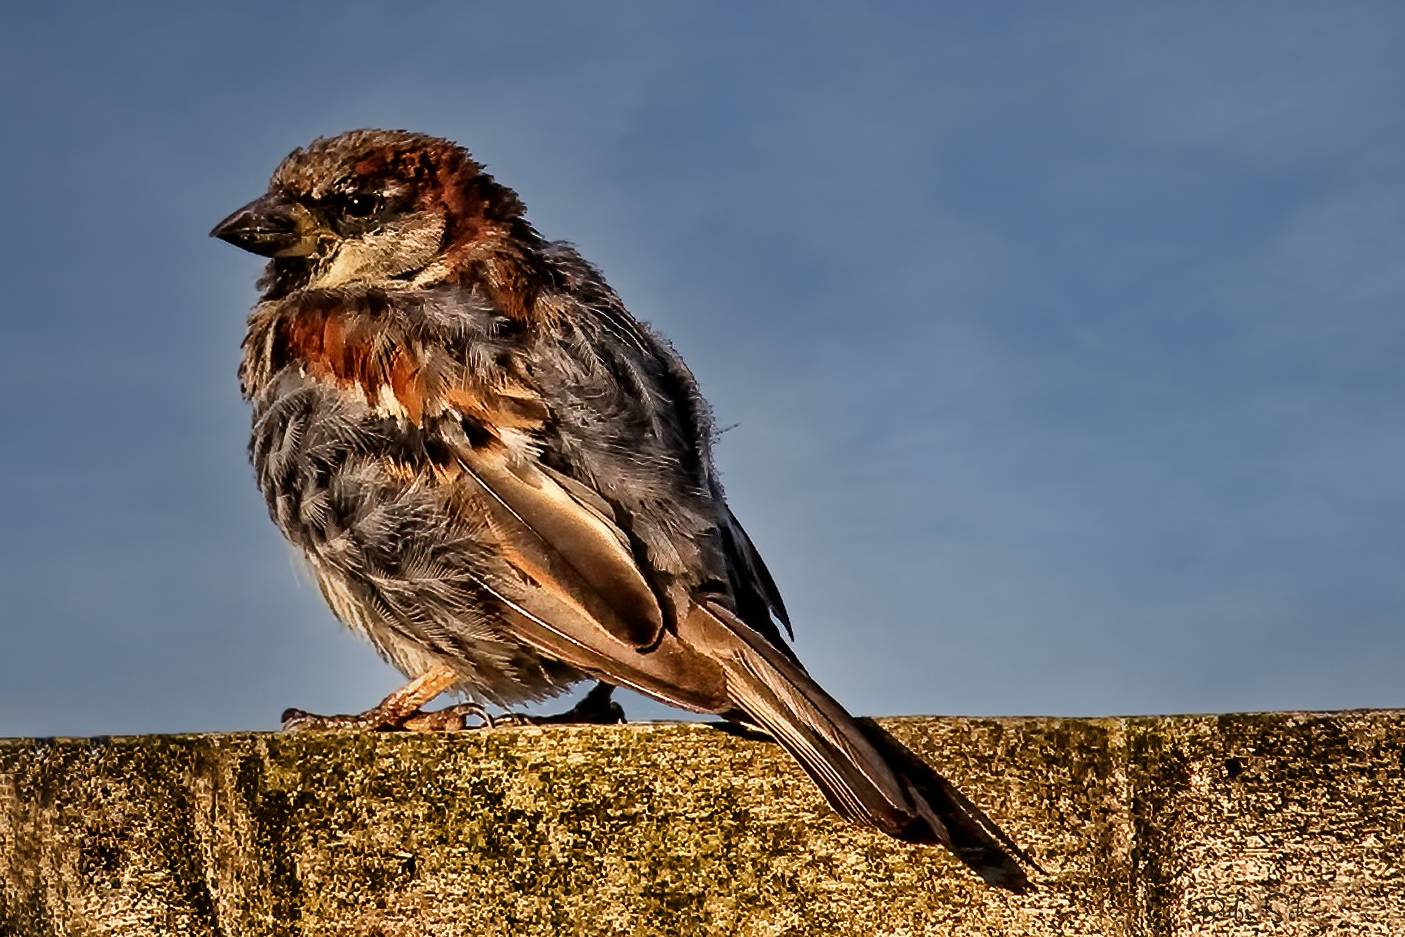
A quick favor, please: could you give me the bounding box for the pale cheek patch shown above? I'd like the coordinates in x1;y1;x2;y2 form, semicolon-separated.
312;212;448;289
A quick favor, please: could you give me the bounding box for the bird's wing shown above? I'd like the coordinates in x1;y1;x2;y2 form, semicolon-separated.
443;429;734;713
454;439;664;648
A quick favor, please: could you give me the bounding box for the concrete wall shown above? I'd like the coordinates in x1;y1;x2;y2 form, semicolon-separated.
2;711;1402;936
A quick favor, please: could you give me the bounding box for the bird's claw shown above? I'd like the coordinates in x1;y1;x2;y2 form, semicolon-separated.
401;703;496;731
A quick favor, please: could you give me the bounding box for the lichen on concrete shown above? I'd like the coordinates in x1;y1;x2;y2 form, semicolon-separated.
2;713;1403;936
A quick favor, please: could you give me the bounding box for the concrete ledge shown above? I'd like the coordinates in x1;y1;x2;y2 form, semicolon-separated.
2;712;1403;935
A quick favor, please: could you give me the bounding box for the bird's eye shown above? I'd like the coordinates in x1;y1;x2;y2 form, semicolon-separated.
343;194;382;217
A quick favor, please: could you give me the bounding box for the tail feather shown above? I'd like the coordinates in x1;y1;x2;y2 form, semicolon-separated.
727;644;912;833
853;717;1041;891
690;601;1036;893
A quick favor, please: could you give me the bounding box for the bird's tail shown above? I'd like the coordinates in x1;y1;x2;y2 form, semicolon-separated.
688;602;1038;892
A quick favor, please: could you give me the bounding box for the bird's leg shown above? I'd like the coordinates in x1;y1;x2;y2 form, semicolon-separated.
282;664;472;732
529;682;627;725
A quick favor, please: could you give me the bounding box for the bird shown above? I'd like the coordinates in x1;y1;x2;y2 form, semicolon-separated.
211;129;1035;890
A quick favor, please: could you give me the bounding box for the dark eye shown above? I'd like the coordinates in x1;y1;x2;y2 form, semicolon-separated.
343;193;382;217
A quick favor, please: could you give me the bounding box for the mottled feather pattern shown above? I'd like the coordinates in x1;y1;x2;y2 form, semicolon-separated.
242;249;774;702
248;367;584;703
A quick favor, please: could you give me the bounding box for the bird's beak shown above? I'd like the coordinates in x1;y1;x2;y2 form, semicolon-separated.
210;192;321;258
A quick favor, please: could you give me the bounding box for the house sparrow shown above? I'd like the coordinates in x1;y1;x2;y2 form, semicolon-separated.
212;130;1033;890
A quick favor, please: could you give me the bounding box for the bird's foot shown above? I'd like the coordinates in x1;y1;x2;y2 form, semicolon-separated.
280;701;495;733
401;703;495;731
529;682;627;725
280;680;625;733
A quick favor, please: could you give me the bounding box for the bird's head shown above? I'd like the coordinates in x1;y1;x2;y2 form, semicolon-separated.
212;130;538;304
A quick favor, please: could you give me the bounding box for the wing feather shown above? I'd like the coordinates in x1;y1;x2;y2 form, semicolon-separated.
452;439;664;648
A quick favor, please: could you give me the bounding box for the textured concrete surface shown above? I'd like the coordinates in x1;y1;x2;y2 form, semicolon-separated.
1;712;1403;936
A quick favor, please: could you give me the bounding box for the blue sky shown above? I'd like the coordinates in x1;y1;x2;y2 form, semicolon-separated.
1;2;1402;735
